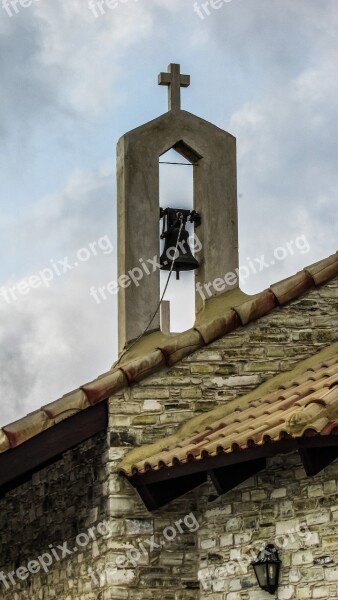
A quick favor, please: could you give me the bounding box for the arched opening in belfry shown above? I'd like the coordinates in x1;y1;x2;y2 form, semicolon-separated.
159;146;199;334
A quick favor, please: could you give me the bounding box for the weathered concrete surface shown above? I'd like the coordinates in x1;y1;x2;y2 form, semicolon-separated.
158;63;190;111
117;109;239;353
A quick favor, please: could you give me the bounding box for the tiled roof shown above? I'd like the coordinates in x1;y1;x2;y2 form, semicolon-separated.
119;346;338;476
1;251;338;457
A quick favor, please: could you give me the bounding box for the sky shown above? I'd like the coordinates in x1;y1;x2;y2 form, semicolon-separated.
0;0;338;426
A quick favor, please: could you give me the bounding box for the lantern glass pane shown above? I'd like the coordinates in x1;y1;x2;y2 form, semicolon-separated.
254;563;267;588
267;562;277;586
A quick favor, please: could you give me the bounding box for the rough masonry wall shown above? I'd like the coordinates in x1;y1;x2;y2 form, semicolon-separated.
0;432;110;600
109;278;338;599
197;453;338;600
0;278;337;600
113;278;338;453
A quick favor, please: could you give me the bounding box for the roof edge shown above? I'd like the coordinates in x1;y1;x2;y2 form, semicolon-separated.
1;251;338;456
119;341;338;476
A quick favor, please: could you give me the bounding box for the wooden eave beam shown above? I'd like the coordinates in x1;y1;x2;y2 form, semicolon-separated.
0;402;108;497
131;472;208;511
210;458;266;496
127;436;338;510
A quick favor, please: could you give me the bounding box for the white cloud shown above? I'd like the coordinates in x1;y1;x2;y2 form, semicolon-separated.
1;0;338;426
209;1;338;292
0;0;180;141
0;165;117;426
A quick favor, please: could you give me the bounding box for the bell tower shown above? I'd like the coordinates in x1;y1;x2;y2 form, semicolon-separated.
117;63;238;353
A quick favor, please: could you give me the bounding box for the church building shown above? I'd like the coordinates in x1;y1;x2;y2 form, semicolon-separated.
1;64;338;600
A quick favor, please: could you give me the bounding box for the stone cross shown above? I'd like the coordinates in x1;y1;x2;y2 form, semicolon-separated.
158;63;190;111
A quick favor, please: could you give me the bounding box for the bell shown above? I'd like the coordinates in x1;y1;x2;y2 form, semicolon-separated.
160;221;199;279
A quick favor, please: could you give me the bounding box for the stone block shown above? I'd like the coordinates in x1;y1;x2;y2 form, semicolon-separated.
226;517;242;532
313;586;330;598
125;519;154;535
324;481;337;495
306;511;330;526
200;537;216;550
247;591;268;600
243;361;281;373
111;415;133;427
292;550;313;565
250;489;267;501
296;588;312;600
212;578;229;592
306;532;320;546
159;411;193;424
277;586;294;599
289;568;301;583
133;388;169;399
322;535;338;549
108;496;140;516
325;567;338;582
132;415;158;425
191;364;215;374
227;593;242;600
271;488;287;499
234;532;252;545
299;566;324;582
160;552;184;566
142;400;163;411
276;519;300;536
220;533;234;547
229;578;242;591
308;484;324;498
180;388;202;399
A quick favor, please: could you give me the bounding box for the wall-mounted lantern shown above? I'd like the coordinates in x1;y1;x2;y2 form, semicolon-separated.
251;544;281;595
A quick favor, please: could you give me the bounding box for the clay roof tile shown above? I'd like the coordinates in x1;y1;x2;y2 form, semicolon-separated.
1;251;338;458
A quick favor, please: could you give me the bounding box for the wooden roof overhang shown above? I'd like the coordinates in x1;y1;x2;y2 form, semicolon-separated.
0;401;107;498
124;434;338;511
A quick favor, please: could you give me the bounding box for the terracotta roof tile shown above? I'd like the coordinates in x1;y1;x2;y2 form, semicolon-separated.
1;251;337;455
120;349;166;383
157;328;203;365
195;309;239;345
3;410;53;450
0;431;10;454
82;370;127;405
119;346;338;475
305;253;338;285
43;389;90;420
234;289;277;325
270;271;314;305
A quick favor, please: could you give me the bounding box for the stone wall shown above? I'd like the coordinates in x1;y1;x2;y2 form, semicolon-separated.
197;453;338;600
0;277;337;599
108;278;338;599
0;432;109;600
113;278;338;453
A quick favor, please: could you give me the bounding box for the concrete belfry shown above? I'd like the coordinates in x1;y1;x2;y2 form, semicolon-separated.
117;63;239;353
